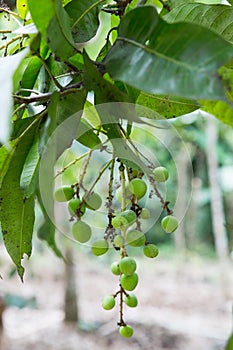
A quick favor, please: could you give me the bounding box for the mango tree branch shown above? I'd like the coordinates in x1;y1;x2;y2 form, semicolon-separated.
13;81;84;105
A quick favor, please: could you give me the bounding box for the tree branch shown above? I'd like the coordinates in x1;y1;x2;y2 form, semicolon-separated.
13;81;84;105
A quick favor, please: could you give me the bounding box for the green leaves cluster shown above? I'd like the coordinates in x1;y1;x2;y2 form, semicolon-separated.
0;0;233;280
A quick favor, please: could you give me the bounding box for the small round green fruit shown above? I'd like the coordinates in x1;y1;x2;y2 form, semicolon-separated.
124;294;138;308
113;235;124;248
121;210;137;226
112;215;128;229
129;178;147;199
91;239;109;256
120;273;138;291
153;166;169;182
111;261;121;275
68;198;86;216
119;257;137;276
54;186;74;202
126;230;146;247
143;244;159;258
161;215;178;233
72;221;92;243
119;325;134;338
85;192;102;211
102;295;115;310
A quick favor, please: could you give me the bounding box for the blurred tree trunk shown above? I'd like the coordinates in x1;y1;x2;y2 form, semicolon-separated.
0;297;6;350
64;247;78;322
173;147;189;252
186;177;202;249
205;117;228;260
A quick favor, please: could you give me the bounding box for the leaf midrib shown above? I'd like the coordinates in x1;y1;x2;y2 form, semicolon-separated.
117;36;198;72
71;0;105;29
140;92;199;107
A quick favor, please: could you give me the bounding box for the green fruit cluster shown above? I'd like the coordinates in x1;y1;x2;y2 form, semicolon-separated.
112;210;136;229
54;155;176;339
54;186;105;245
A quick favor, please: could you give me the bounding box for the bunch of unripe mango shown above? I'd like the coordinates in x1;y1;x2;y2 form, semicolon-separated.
54;165;178;337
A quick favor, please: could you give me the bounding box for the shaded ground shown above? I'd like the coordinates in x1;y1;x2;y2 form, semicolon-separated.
0;246;232;350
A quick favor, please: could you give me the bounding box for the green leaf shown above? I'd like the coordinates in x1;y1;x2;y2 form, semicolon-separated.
65;0;104;43
18;56;42;96
136;93;200;119
0;49;28;144
27;0;54;36
49;89;87;125
104;6;233;101
77;120;101;149
201;100;233;127
37;191;63;259
28;0;75;60
17;0;28;19
83;50;130;104
164;4;233;43
0;140;18;187
20;136;40;198
0;123;38;281
68;53;84;71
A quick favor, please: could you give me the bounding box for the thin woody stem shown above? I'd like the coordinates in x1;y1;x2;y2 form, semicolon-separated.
36;55;64;90
149;175;173;215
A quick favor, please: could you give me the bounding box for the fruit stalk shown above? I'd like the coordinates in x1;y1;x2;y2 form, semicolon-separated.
118;285;126;327
79;149;94;187
148;175;173;215
107;155;115;228
119;162;127;212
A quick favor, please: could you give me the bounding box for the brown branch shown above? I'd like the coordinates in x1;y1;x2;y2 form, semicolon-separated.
13;81;84;105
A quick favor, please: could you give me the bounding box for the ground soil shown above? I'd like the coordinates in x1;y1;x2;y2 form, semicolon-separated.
0;246;232;350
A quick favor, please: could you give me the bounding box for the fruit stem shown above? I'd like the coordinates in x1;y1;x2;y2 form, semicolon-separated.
78;160;113;212
119;162;126;212
118;285;126;327
54;152;89;179
148;175;173;215
79;149;94;187
119;124;155;169
107;154;115;227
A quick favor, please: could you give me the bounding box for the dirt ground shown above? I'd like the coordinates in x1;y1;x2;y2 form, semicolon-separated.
0;245;232;350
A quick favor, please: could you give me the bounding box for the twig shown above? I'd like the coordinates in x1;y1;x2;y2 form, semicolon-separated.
106;154;115;228
0;29;11;34
0;34;23;56
54;152;89;179
12;103;26;116
119;162;126;212
13;81;84;105
79;149;94;187
36;55;64;90
148;175;173;215
0;7;22;19
118;286;126;327
159;0;171;11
